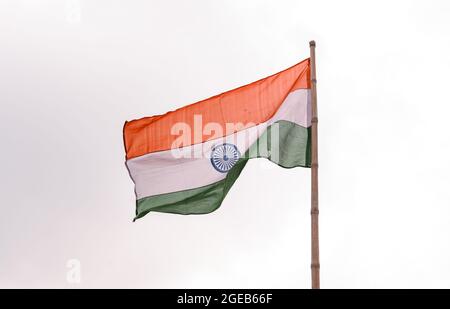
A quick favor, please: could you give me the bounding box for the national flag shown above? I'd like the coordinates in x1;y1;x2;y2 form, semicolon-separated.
124;58;311;220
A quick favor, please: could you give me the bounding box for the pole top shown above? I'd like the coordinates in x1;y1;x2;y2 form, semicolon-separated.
309;40;316;47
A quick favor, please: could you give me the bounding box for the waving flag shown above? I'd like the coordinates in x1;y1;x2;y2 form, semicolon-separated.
124;58;311;220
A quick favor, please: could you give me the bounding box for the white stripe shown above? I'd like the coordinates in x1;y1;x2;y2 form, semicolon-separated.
127;89;310;199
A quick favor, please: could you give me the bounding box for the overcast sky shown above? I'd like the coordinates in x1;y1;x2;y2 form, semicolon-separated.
1;0;450;288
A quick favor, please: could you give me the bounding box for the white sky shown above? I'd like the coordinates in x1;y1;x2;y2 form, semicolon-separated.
1;0;450;288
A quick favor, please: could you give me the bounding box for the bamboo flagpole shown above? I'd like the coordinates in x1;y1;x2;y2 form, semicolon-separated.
309;40;320;289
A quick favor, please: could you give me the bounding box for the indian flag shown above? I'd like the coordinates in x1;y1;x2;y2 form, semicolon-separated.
124;58;311;220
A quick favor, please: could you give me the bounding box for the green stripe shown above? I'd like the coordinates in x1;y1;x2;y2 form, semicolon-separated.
134;120;311;220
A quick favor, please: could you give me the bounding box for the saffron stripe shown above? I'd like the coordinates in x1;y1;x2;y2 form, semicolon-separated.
124;59;310;159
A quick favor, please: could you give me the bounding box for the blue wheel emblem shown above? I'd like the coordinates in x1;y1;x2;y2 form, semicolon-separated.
210;143;241;173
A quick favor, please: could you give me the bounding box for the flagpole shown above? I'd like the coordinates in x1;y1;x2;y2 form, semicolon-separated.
309;40;320;289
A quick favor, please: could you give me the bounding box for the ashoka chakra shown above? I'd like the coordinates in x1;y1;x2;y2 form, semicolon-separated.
210;143;241;173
